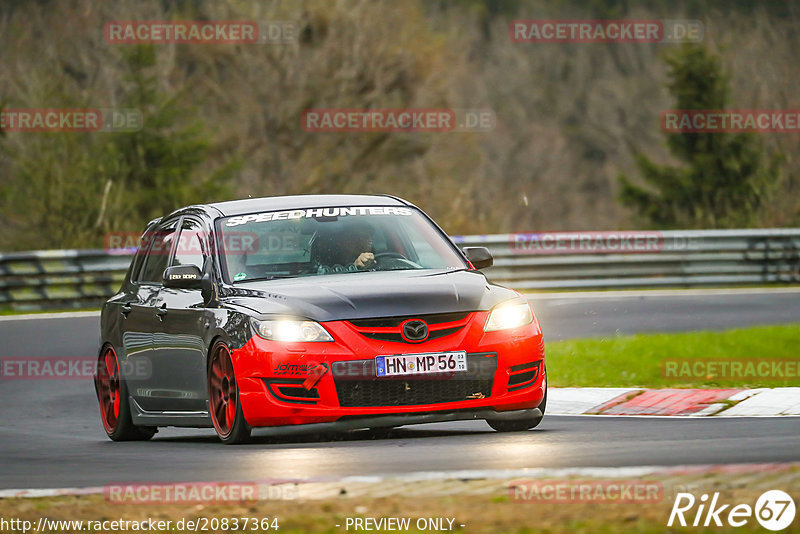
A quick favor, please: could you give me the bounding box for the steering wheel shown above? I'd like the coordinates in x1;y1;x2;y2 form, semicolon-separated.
373;252;407;262
372;251;422;270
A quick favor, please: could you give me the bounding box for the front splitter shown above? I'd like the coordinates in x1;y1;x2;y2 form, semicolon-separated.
251;407;543;437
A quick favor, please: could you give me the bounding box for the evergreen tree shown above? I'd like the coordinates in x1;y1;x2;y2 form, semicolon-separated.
619;45;782;228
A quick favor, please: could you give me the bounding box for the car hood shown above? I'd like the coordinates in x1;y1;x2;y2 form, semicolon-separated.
221;269;518;321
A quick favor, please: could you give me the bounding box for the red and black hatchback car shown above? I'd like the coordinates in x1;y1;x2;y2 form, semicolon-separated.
94;195;546;443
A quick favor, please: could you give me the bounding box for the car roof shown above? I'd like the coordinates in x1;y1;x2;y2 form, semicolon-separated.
206;194;409;217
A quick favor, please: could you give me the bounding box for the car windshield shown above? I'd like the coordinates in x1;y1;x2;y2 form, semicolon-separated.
216;206;467;282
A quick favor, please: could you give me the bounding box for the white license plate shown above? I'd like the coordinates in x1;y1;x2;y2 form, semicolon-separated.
376;351;467;377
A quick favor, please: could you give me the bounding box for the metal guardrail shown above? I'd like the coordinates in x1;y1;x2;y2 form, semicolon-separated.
454;229;800;290
1;229;799;310
0;250;131;310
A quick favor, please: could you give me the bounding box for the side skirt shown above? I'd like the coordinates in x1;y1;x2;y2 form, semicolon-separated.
129;397;213;428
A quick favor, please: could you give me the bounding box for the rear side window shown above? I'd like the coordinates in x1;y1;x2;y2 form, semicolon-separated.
138;221;178;284
128;228;154;282
171;218;206;271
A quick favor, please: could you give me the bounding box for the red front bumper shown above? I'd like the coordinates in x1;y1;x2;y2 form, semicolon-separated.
231;311;545;428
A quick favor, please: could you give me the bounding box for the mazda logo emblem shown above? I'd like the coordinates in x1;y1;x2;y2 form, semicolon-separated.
401;319;429;342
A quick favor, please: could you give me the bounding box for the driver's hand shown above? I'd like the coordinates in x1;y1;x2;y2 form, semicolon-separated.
354;252;375;269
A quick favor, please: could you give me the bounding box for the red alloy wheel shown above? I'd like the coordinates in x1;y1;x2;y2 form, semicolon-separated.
209;343;238;438
96;346;121;434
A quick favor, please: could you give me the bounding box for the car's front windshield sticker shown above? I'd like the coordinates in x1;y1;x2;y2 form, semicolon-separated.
224;206;413;227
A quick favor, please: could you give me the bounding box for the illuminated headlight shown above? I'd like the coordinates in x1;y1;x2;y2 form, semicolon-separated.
252;318;333;342
484;301;533;332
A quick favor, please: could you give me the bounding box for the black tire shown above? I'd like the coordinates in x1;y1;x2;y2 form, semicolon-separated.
94;345;157;441
208;341;251;444
487;387;547;432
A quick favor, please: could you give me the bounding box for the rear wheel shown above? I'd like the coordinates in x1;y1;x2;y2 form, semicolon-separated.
487;388;547;432
94;345;156;441
208;341;251;444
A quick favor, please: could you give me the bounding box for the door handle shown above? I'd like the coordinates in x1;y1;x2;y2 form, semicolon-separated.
156;304;168;320
121;303;132;318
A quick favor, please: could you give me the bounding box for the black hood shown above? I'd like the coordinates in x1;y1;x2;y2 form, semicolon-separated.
222;270;518;321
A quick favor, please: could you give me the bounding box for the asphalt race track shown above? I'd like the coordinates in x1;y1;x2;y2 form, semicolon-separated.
530;288;800;341
1;289;799;490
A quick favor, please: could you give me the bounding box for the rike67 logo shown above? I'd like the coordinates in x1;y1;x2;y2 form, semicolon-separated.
669;490;796;531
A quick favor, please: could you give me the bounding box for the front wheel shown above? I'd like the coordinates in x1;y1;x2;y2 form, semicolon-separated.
208;341;251;444
487;388;547;432
94;345;156;441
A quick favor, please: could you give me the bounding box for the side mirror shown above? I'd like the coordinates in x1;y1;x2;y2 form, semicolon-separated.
200;272;219;307
463;247;493;269
163;265;203;289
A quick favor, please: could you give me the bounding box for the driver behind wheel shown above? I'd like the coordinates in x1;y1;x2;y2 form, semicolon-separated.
310;221;376;270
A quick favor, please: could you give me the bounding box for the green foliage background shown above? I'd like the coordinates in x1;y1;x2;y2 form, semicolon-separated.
0;0;797;250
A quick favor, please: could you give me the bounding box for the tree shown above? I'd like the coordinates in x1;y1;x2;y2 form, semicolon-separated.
103;45;237;226
0;45;236;250
618;45;783;228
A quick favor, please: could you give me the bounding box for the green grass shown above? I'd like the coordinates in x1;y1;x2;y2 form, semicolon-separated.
521;285;800;294
546;324;800;388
